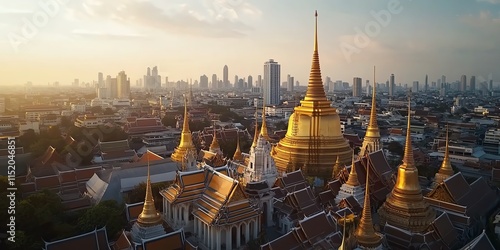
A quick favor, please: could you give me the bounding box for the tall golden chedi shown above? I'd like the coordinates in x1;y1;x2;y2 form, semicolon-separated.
432;125;454;188
359;66;381;156
271;11;352;179
378;96;435;233
171;97;197;171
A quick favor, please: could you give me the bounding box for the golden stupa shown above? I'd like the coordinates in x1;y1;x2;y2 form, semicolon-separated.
137;155;162;226
377;96;435;233
171;97;197;170
433;125;454;185
271;11;352;179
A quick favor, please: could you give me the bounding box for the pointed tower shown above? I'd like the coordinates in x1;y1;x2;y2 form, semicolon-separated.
432;125;454;187
378;95;435;233
171;97;197;171
332;155;342;179
209;121;222;154
131;156;165;243
335;152;365;207
188;84;193;108
251;106;259;148
339;211;347;250
261;98;271;141
355;151;383;249
360;66;381;156
233;132;243;162
245;104;278;187
271;11;352;180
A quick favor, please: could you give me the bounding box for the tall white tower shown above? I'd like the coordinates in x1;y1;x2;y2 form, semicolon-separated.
263;59;281;105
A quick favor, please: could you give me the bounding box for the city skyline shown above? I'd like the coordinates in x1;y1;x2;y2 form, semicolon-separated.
1;0;500;86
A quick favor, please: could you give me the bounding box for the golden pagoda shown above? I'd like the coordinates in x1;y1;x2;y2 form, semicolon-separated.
137;156;162;226
360;66;381;156
433;125;454;186
271;11;352;179
345;153;360;187
171;97;197;170
377;96;435;233
261;100;271;141
354;150;383;249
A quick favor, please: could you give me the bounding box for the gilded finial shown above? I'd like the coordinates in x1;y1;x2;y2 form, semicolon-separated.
137;151;162;225
233;133;243;161
438;124;454;176
345;151;360;186
182;95;190;132
261;97;271;141
171;96;196;164
209;121;220;151
367;66;379;132
251;105;259;148
339;210;347;250
332;155;342;179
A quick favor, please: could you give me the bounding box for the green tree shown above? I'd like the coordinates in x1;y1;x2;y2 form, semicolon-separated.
77;200;126;239
162;114;180;128
90;106;102;114
17;129;38;150
60;116;73;128
100;125;128;142
103;108;114;115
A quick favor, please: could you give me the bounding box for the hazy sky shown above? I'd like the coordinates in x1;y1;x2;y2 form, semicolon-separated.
1;0;499;86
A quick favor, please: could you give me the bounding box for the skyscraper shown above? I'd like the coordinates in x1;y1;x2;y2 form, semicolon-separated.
211;74;217;89
470;75;476;92
412;81;419;92
460;75;467;92
117;71;130;99
389;74;395;96
353;77;362;97
199;75;208;89
234;75;238;88
257;75;262;88
247;75;253;89
424;74;428;92
263;59;281;105
223;65;229;88
489;79;493;91
106;75;118;99
287;74;294;92
98;72;104;87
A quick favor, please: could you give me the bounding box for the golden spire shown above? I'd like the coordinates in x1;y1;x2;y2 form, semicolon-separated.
365;66;380;138
332;155;342;179
137;153;162;226
233;133;243;161
171;96;196;164
402;95;415;170
302;10;330;107
438;125;454;176
260;98;271;141
355;152;382;247
251;106;259;148
209;121;220;151
339;210;347;250
345;151;360;186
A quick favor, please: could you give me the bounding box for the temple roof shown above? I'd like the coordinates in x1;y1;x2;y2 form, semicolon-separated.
43;226;110;250
99;139;130;152
137;151;164;163
460;230;495;250
134;229;198;250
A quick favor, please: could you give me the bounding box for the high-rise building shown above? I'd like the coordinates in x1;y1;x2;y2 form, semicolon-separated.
234;75;238;88
470;75;476;92
257;75;262;88
117;71;130;99
424;74;428;92
144;66;161;90
489;79;493;91
98;72;104;87
248;75;253;89
353;77;362;97
460;75;467;92
287;74;294;92
223;65;229;88
199;75;208;89
263;59;281;105
412;81;419;92
389;74;395;96
211;74;217;89
106;75;118;99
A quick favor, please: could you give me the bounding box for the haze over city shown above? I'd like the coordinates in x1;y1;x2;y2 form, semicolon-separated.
1;0;500;86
